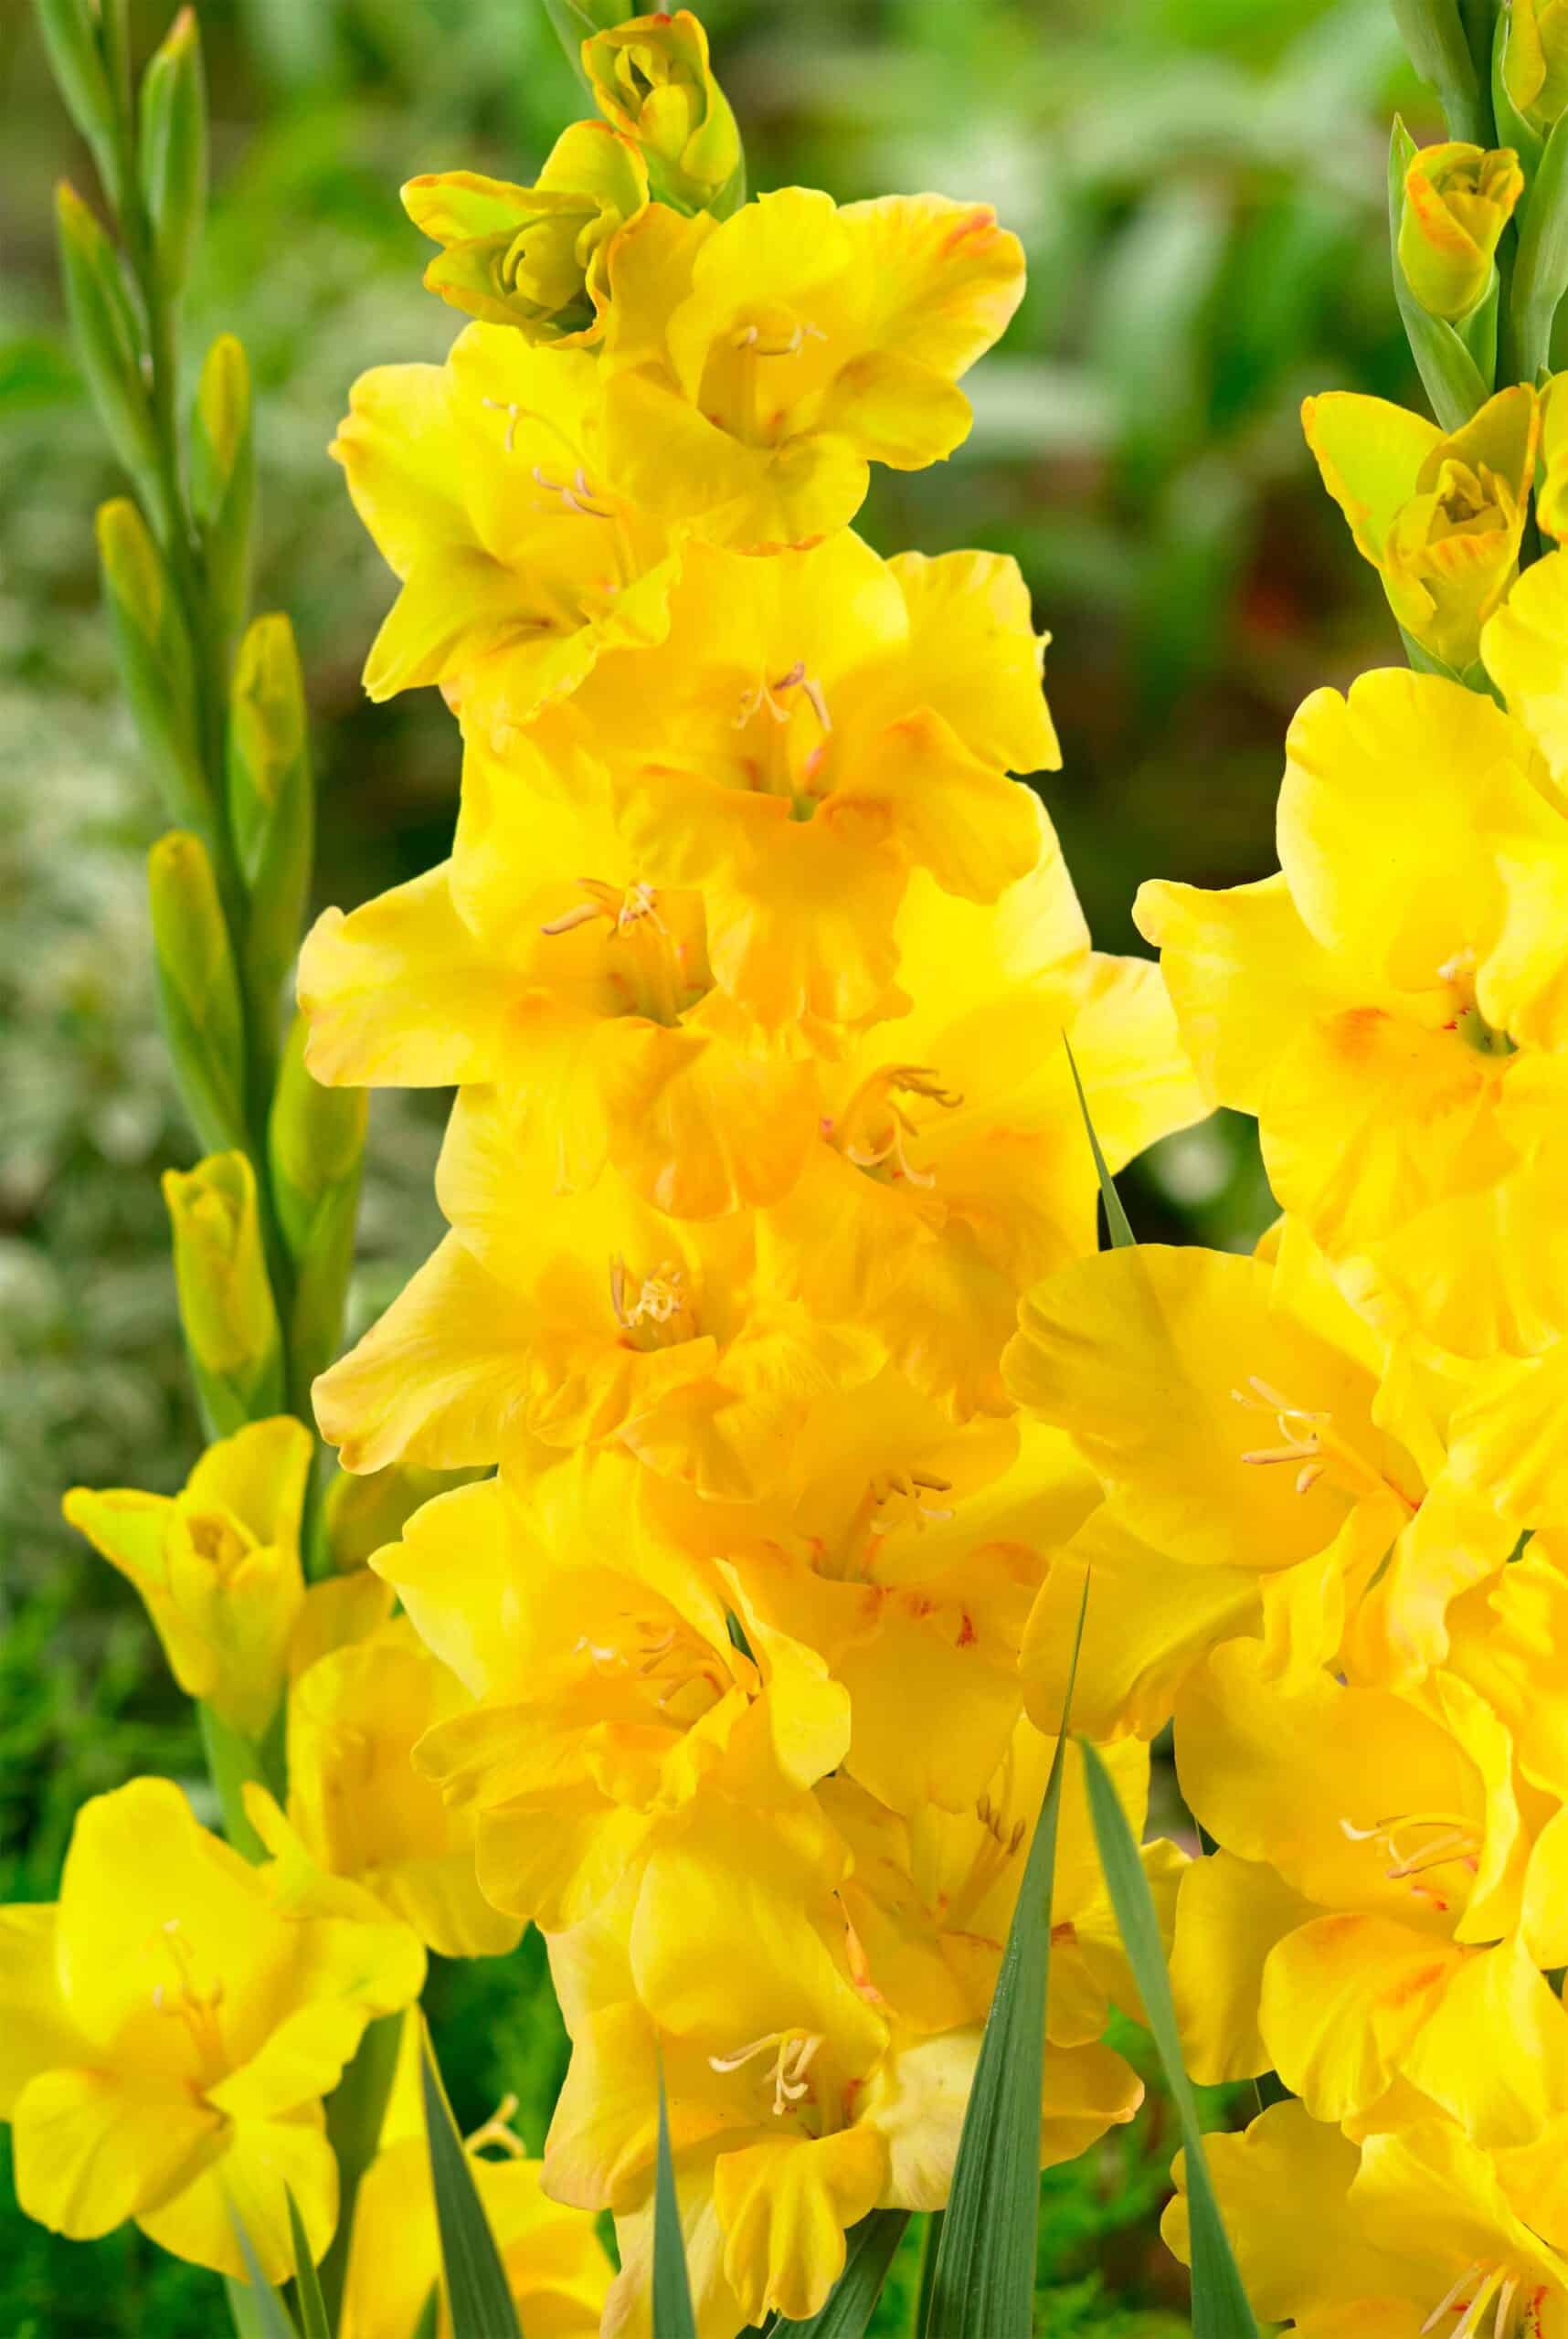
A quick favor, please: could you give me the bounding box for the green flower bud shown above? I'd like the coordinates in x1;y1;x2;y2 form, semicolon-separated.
1505;0;1568;132
164;1150;285;1435
228;615;312;1088
148;830;250;1157
191;334;255;657
268;1015;366;1408
56;182;158;498
584;9;743;215
318;1461;477;1575
97;497;207;833
1399;141;1524;320
33;0;120;204
138;6;207;299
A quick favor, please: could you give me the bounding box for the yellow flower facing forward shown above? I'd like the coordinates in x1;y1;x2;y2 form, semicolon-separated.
1167;2103;1568;2339
298;738;818;1220
315;1089;883;1500
540;534;1057;1031
372;1452;849;1931
600;187;1025;551
583;11;741;214
1171;1639;1568;2140
541;1821;895;2336
1398;143;1523;321
341;2130;609;2339
1303;386;1539;673
249;1616;523;1959
63;1417;312;1740
0;1778;424;2281
1137;668;1568;1358
1504;0;1568;132
334;323;678;736
663;1372;1098;1815
404;122;648;342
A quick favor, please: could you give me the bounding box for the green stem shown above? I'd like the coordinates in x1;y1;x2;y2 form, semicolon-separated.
317;2012;408;2326
197;1701;276;1859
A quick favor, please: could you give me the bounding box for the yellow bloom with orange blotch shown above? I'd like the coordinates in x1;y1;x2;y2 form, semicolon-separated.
1171;1640;1568;2140
370;1450;849;1931
62;1416;312;1741
600;187;1024;551
298;736;818;1220
333;323;678;736
313;1108;881;1498
1136;666;1568;1357
0;1777;423;2282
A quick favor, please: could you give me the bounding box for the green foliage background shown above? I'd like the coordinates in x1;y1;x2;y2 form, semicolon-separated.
0;0;1427;2326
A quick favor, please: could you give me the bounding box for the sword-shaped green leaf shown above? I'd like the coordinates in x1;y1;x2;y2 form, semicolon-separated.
286;2186;331;2339
419;2020;524;2339
1064;1033;1136;1250
769;2209;911;2338
653;2057;697;2339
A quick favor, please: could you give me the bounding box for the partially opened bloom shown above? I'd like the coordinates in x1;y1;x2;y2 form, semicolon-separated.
1303;386;1538;672
372;1453;849;1930
1171;1639;1568;2139
341;2130;609;2339
1137;667;1568;1356
1167;2103;1568;2339
0;1778;423;2281
600;189;1024;550
583;11;740;213
404;123;648;342
334;324;678;735
62;1416;312;1740
1398;143;1523;321
249;1616;524;1958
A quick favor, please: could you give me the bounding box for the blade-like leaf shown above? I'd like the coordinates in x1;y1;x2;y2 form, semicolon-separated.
409;2286;440;2339
286;2186;331;2339
1078;1741;1260;2339
924;1586;1089;2336
1063;1034;1135;1250
654;2055;698;2339
769;2209;910;2337
227;2204;300;2339
419;2021;524;2339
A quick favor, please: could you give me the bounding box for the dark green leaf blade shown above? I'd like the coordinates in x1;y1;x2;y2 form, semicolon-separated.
286;2186;331;2339
227;2203;301;2339
1064;1033;1135;1250
924;1586;1089;2336
1078;1741;1260;2339
769;2209;910;2338
653;2056;698;2339
419;2020;524;2339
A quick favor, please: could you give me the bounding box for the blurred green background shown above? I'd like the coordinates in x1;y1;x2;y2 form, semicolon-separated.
0;0;1430;2327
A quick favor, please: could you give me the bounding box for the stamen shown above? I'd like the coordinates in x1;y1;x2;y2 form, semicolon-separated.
464;2092;526;2159
482;395;521;452
1425;2269;1484;2334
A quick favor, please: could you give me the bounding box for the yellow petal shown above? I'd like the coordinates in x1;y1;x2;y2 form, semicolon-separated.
1259;1913;1464;2123
1169;1852;1316;2085
1300;392;1441;566
134;2108;337;2282
11;2066;220;2239
713;2127;888;2326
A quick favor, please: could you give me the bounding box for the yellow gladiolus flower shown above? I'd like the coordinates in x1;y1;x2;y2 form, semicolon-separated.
583;11;740;214
62;1416;312;1740
552;534;1057;1030
403;122;648;342
1172;1639;1568;2138
314;1113;881;1498
1136;668;1568;1358
372;1452;850;1930
333;323;679;735
249;1616;523;1958
1303;386;1539;673
340;2131;610;2339
600;188;1024;551
0;1777;423;2281
298;739;819;1220
1398;143;1523;322
1504;0;1568;132
1167;2103;1568;2339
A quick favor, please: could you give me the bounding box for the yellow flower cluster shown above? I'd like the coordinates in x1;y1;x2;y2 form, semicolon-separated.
1000;417;1568;2321
282;12;1201;2327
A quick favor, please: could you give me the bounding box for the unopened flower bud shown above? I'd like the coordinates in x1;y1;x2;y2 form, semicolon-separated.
1505;0;1568;132
164;1150;285;1434
148;831;249;1157
1399;143;1524;321
138;6;207;299
584;10;742;215
269;1015;366;1405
